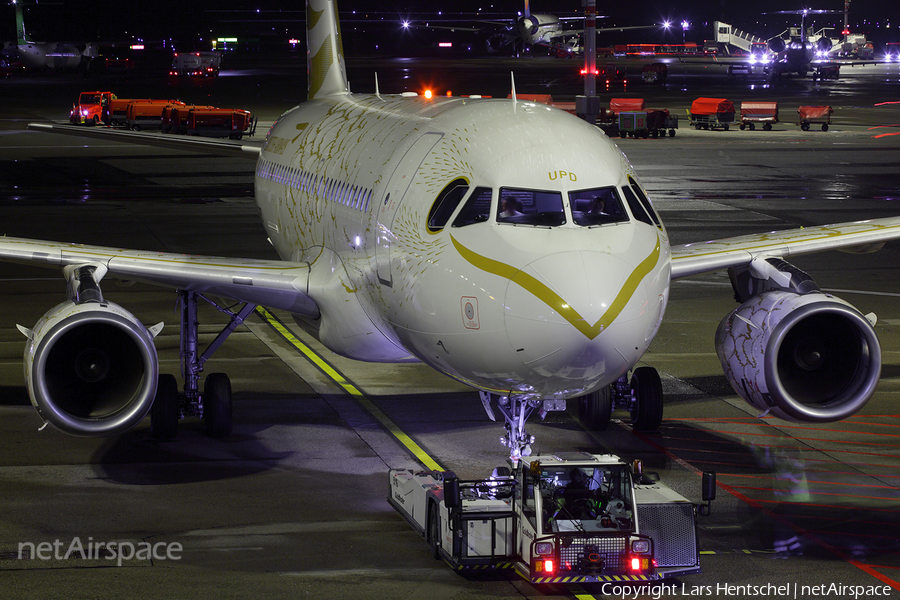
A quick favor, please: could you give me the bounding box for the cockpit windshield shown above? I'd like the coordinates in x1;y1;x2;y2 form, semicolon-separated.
570;187;630;226
497;187;566;227
537;464;634;534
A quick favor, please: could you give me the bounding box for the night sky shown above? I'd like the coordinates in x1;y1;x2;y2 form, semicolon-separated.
3;1;897;52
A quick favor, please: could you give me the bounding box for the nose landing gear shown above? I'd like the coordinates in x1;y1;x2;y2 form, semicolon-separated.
479;366;664;463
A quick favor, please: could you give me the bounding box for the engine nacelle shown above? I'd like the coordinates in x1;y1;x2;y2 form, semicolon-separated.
816;37;832;53
22;300;160;436
715;290;881;422
768;38;787;54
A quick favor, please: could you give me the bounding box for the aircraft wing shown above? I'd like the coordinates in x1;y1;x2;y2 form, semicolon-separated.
27;123;263;157
0;236;318;317
671;217;900;280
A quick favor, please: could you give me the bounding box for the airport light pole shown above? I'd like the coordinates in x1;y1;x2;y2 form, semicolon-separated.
577;0;601;124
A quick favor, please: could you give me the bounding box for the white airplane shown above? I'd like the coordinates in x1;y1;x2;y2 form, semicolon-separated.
11;0;900;463
5;0;98;71
410;1;651;56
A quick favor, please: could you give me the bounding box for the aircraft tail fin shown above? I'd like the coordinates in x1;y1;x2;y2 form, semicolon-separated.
523;0;531;18
15;2;32;45
306;0;350;100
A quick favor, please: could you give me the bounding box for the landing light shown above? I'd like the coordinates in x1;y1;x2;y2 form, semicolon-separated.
424;89;433;99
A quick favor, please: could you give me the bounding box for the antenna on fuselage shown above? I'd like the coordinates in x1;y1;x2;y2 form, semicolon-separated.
510;71;517;104
375;73;382;100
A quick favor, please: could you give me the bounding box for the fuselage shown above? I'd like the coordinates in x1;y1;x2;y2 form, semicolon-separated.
255;94;671;400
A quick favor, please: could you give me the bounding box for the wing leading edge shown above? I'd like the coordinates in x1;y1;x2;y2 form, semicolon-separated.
27;123;263;157
671;217;900;280
0;237;318;317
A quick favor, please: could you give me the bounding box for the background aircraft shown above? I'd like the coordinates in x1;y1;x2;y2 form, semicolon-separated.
8;0;900;464
709;8;881;79
3;0;97;71
407;1;653;56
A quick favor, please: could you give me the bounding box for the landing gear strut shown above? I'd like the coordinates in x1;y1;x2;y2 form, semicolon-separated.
479;366;665;460
150;290;256;439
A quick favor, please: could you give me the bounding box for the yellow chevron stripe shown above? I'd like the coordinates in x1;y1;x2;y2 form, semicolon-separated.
450;235;661;340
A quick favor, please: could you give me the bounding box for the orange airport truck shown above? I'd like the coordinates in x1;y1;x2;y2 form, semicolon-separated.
126;100;186;131
70;91;115;126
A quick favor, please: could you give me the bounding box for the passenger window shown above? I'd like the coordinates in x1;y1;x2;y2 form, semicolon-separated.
569;187;630;226
497;187;565;227
428;178;469;232
452;187;493;227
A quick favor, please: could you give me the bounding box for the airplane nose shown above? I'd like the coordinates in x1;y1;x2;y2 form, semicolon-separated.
503;250;651;391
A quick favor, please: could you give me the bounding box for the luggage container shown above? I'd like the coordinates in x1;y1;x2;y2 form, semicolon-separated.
617;109;677;139
618;111;648;138
739;102;778;131
798;105;832;131
689;97;735;131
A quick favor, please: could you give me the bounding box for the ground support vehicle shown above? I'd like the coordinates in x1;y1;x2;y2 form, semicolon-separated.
70;91;115;126
689;97;736;131
813;64;840;81
389;453;712;585
600;97;645;128
127;100;186;131
106;97;150;127
188;108;256;139
170;51;221;77
646;109;677;137
799;105;833;131
739;101;778;131
162;105;217;134
618;111;649;138
618;110;677;138
641;62;667;83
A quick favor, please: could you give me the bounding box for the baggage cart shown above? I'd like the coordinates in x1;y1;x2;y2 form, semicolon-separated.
798;105;832;131
646;109;677;137
739;102;778;131
689;98;735;131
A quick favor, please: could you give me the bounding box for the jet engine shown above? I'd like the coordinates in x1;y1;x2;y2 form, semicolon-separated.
21;300;160;437
715;290;881;423
816;37;832;54
768;38;786;54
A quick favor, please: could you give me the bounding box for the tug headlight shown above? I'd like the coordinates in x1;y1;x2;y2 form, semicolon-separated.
535;542;554;556
632;540;651;554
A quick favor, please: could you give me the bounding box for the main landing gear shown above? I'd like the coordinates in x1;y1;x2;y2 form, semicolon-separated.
480;366;664;463
579;366;664;433
150;290;257;440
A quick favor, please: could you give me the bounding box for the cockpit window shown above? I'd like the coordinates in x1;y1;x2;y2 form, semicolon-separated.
428;178;469;232
569;187;629;226
628;176;662;228
497;187;566;227
621;186;654;226
452;187;493;227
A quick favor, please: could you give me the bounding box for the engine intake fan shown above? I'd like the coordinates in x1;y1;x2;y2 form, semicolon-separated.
715;290;881;422
22;300;161;437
